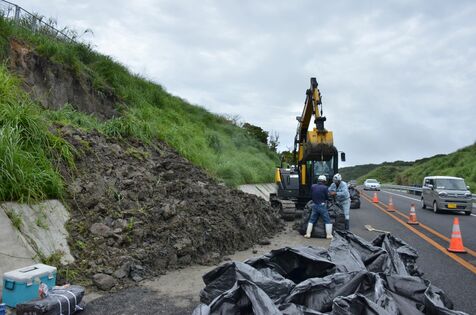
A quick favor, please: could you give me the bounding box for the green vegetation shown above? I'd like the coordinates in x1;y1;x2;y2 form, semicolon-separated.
0;15;279;203
339;164;381;181
5;209;22;230
397;144;476;189
0;64;74;202
344;144;476;191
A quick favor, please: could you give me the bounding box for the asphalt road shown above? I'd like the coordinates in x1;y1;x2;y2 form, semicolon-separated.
352;188;476;314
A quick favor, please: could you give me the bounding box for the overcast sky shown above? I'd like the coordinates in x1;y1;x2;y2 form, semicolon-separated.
18;0;476;166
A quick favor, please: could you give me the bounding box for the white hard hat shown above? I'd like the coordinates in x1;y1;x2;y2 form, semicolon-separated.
318;175;326;182
333;173;342;181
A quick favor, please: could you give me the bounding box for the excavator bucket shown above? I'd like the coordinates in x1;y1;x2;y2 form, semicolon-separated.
302;143;337;161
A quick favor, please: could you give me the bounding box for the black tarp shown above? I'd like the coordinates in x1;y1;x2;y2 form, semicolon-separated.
193;232;467;315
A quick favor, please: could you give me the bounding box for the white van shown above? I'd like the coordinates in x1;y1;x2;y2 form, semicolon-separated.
421;176;472;215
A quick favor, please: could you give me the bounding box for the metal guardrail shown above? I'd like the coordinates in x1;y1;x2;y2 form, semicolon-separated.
382;184;476;201
0;0;76;42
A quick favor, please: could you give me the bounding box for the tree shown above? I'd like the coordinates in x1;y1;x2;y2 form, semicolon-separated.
242;123;268;144
268;131;279;152
280;150;295;166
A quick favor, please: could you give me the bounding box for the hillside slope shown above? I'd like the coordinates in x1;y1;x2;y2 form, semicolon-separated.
341;144;476;190
0;14;283;288
0;15;278;203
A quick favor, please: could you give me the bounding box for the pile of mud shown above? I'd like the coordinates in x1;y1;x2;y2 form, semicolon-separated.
58;126;282;290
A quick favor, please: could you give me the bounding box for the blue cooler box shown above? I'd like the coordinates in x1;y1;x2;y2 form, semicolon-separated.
2;264;57;308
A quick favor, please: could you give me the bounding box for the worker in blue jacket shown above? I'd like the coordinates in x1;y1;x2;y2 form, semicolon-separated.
304;175;333;239
329;173;351;230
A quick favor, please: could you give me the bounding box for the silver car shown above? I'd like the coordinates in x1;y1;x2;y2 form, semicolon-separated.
363;179;381;191
421;176;472;215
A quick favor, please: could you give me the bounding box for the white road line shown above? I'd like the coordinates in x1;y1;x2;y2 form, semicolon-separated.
379;189;420;202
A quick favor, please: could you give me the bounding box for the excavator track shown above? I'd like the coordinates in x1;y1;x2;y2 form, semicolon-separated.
278;200;302;221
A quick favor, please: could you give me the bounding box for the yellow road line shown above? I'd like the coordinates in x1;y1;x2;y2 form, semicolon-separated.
374;200;476;258
360;193;476;274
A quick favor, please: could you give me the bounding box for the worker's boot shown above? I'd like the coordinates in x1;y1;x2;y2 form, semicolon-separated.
325;224;333;239
344;219;350;231
304;223;313;238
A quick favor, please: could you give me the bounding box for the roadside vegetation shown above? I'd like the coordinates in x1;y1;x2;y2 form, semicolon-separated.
0;64;74;202
341;144;476;190
0;15;279;203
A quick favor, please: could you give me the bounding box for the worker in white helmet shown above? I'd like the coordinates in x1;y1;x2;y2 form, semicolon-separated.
329;173;351;230
304;175;333;239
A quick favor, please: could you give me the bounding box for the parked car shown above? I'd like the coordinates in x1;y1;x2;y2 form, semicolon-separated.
363;179;380;191
421;176;472;215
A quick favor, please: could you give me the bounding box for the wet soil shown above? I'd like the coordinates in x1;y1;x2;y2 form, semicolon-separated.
57;126;282;290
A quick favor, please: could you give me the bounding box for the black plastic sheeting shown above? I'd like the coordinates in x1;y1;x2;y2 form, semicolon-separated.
192;232;468;315
16;285;85;315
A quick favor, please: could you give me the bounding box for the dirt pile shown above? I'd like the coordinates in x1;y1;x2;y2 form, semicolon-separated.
58;126;282;290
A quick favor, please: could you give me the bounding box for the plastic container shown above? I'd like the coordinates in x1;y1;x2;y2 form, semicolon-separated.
2;264;56;308
0;303;6;315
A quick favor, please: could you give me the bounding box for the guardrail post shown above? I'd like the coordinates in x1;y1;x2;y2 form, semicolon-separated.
14;4;20;20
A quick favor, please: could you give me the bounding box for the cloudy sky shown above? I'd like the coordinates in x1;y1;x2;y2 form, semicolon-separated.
17;0;476;166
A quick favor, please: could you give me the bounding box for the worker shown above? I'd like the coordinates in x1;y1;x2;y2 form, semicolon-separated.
304;175;333;239
329;173;351;230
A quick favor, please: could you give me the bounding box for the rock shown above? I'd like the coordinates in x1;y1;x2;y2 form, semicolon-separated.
113;268;128;279
168;254;178;267
90;223;113;237
132;275;143;282
252;249;258;254
113;219;128;229
162;204;177;219
92;273;116;291
178;254;192;265
133;264;144;271
173;238;192;255
258;239;271;246
162;170;175;181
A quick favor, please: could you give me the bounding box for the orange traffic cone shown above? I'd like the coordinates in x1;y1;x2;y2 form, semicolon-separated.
407;204;419;225
387;196;396;212
372;192;379;203
447;217;466;253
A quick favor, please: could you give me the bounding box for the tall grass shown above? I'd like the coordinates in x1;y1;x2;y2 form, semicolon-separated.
0;64;73;202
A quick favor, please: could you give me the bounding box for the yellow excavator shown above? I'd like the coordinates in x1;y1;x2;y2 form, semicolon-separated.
270;77;346;220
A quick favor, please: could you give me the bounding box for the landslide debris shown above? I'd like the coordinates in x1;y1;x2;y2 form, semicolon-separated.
58;126;282;290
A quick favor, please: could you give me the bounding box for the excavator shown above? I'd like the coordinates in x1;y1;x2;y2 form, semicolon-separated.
270;77;346;220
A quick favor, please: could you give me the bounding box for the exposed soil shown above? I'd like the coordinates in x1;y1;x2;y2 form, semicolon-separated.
57;126;282;291
8;39;118;119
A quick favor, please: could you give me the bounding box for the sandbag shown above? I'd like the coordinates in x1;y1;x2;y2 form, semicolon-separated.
372;233;422;277
194;232;469;315
327;233;367;273
193;280;281;315
16;285;85;315
245;247;336;284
